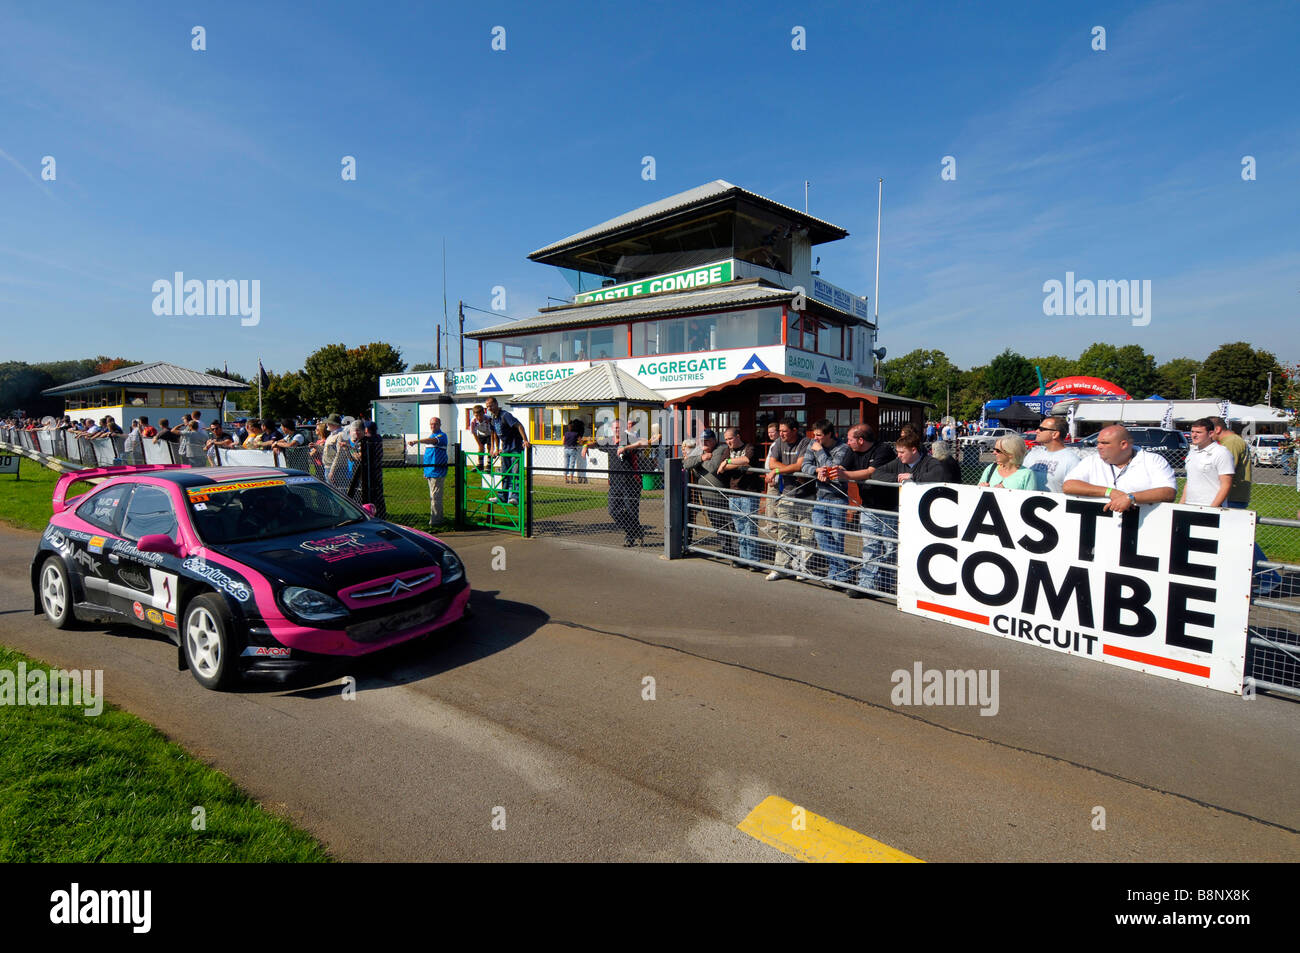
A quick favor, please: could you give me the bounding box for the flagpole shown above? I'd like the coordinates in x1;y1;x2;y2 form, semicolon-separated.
258;356;263;420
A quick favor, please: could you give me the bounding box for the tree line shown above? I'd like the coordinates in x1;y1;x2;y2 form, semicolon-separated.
1;344;406;423
880;341;1293;422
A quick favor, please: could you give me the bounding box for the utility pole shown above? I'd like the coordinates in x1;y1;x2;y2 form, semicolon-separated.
1191;373;1197;399
804;180;809;213
458;300;465;370
1267;371;1273;406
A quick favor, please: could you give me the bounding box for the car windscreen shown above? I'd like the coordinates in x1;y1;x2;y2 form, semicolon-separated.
184;477;369;544
1134;431;1183;448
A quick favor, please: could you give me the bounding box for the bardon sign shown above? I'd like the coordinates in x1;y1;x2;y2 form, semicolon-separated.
896;483;1254;694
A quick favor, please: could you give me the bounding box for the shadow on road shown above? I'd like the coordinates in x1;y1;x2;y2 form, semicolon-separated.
277;588;548;699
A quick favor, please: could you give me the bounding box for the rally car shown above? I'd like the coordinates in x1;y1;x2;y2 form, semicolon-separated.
31;465;470;690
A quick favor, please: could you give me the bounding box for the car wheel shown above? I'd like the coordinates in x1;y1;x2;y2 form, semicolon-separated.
182;594;240;691
39;556;75;629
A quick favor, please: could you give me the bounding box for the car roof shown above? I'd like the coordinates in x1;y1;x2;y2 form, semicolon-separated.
111;466;307;488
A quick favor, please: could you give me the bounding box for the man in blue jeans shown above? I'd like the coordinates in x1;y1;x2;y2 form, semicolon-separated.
409;416;449;527
801;419;853;584
716;427;764;566
485;396;529;506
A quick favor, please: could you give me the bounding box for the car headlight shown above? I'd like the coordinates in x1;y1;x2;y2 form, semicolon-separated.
280;586;350;622
440;548;464;583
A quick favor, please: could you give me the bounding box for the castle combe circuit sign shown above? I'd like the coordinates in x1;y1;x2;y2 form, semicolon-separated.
897;483;1254;694
575;261;734;304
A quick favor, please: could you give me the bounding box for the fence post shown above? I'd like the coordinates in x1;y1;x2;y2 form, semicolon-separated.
454;446;465;530
524;445;533;538
664;456;685;558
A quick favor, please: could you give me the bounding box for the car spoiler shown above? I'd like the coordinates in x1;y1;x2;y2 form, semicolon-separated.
52;464;191;515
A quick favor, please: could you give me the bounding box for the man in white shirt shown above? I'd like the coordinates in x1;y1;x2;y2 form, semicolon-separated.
1180;418;1234;507
1023;418;1081;493
1062;425;1176;512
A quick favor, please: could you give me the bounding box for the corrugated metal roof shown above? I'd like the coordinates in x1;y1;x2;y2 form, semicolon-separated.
466;280;794;338
667;371;933;407
42;361;252;396
529;180;848;259
507;363;667;405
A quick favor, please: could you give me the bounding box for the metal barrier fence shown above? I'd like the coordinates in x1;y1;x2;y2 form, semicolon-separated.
1249;516;1300;699
684;478;898;599
527;446;665;549
674;447;1300;698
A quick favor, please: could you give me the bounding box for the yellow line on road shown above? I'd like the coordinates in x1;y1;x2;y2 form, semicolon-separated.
737;795;922;863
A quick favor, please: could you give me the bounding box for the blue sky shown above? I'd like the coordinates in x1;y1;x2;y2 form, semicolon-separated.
2;0;1297;380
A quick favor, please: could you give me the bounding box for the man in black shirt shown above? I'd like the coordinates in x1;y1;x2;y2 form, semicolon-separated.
843;427;943;597
716;427;765;564
763;418;815;581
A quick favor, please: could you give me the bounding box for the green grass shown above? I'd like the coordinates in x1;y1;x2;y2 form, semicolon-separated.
0;456;62;533
0;645;331;862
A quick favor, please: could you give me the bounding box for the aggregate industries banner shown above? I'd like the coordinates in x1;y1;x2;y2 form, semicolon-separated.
896;483;1254;694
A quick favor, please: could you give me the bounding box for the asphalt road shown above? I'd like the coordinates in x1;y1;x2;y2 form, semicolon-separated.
1;525;1297;861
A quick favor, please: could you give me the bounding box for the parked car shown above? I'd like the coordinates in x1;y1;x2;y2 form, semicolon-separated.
1249;434;1289;467
973;427;1020;451
1073;427;1188;469
31;464;469;690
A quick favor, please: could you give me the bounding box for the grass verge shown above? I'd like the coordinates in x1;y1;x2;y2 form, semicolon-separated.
0;644;331;862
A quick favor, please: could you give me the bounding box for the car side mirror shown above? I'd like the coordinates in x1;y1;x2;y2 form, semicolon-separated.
362;504;377;517
137;534;182;557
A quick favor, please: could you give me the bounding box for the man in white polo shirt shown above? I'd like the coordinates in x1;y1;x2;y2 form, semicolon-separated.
1180;417;1234;507
1023;417;1081;493
1062;424;1176;512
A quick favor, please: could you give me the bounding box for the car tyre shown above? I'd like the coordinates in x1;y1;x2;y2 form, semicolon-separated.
183;593;241;691
39;556;75;630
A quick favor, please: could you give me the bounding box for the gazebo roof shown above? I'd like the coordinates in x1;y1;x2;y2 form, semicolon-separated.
42;361;251;396
505;362;666;406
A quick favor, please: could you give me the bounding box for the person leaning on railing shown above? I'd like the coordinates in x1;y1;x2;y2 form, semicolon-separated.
1061;425;1175;511
978;434;1037;489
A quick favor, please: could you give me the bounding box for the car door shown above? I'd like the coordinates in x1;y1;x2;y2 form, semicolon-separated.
114;483;185;636
70;482;134;614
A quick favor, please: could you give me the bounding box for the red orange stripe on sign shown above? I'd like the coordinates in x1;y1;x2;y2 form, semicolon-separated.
916;600;989;626
1103;644;1210;678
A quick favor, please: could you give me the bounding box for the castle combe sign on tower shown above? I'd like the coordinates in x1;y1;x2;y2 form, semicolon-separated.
574;261;734;304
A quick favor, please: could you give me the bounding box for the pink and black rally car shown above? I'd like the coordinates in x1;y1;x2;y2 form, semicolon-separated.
31;465;470;690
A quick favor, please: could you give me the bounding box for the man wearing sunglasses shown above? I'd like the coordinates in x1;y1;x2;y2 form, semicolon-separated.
1024;418;1081;493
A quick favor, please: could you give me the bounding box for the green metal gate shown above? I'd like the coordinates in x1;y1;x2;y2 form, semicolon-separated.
456;448;528;536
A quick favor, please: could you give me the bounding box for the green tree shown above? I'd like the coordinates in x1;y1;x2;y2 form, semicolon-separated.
985;349;1036;398
953;365;990;421
1073;342;1157;397
0;362;55;417
301;342;406;417
1113;345;1159;398
409;362;440;373
1026;355;1077;391
263;371;311;422
879;348;960;411
1155;358;1201;400
205;368;256;412
1198;342;1285;406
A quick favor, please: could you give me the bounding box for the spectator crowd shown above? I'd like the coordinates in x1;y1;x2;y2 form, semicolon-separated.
685;414;1281;599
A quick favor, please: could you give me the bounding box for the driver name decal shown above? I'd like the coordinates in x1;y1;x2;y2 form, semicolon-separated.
300;532;398;563
182;556;252;602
